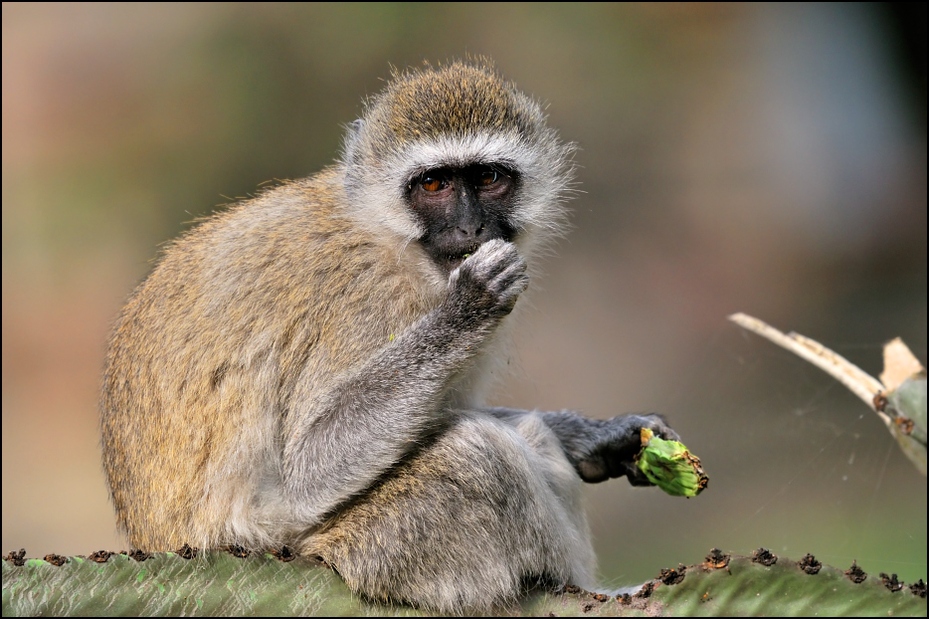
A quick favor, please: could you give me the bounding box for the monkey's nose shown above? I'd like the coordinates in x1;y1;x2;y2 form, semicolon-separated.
455;223;486;240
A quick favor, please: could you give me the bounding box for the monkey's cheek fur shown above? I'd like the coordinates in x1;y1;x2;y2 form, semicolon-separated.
635;427;709;498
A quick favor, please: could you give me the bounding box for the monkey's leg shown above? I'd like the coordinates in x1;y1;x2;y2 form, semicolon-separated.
304;412;595;613
485;407;679;485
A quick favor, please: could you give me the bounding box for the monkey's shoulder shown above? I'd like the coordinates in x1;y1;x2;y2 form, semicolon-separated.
119;167;441;361
174;168;358;255
145;168;412;287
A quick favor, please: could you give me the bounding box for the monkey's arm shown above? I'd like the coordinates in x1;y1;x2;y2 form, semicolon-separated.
284;240;528;522
484;407;679;485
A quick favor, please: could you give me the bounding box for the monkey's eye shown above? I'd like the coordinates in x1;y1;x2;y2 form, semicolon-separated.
419;174;448;192
478;169;499;186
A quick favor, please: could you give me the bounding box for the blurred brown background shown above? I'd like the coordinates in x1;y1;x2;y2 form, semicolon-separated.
3;3;926;585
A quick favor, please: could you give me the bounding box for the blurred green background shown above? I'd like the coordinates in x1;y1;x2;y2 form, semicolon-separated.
3;3;926;586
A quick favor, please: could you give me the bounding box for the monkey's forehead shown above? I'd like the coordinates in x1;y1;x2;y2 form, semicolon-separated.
366;63;544;147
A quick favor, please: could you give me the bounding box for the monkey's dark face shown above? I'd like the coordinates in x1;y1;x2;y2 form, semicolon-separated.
407;164;520;273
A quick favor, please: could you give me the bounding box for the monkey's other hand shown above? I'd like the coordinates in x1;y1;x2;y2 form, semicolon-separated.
576;414;680;485
445;239;529;324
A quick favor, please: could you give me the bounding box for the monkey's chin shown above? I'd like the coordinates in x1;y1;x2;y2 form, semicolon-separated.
444;256;467;272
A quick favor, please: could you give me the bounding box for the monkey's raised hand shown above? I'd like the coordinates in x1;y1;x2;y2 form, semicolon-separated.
444;239;529;326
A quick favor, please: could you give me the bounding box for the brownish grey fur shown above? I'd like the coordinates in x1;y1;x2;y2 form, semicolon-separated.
101;60;677;613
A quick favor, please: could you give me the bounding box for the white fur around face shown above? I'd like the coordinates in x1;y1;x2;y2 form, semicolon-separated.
341;128;574;258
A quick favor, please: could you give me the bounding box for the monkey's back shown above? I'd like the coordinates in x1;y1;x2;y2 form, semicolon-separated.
100;168;442;550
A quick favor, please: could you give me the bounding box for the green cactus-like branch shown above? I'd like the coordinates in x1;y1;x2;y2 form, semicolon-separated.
2;548;925;616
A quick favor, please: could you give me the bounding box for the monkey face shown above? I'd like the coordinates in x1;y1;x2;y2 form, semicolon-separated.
407;163;520;272
341;62;573;261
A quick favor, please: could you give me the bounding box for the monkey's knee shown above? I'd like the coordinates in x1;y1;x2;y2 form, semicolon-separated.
304;415;591;610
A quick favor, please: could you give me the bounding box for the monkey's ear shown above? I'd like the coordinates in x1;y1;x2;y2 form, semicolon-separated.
347;118;365;136
341;119;366;165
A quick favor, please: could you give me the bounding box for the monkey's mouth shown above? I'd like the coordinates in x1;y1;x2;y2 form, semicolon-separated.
441;244;482;273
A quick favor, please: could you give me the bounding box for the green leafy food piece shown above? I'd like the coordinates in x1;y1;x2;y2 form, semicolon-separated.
636;427;708;497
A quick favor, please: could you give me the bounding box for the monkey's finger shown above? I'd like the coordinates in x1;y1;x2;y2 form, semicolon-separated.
644;414;680;442
462;239;520;282
490;262;529;309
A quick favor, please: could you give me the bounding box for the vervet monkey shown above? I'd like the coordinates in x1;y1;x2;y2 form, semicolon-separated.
101;60;680;612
